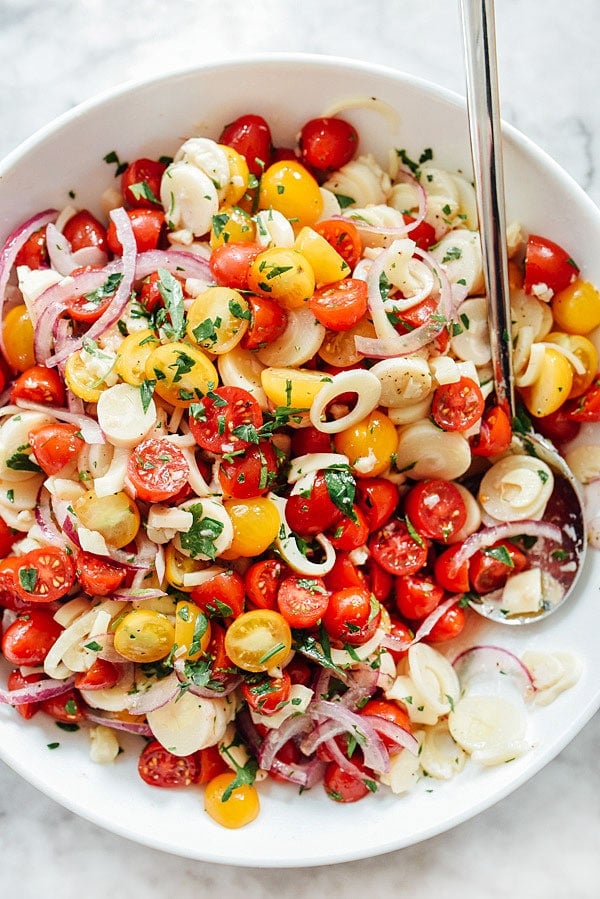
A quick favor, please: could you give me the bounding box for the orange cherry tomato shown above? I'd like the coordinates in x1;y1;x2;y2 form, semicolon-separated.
308;278;368;331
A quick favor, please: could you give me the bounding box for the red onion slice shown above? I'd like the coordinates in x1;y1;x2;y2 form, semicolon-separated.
309;700;390;773
83;710;153;737
173;657;242;698
127;672;180;715
35;486;68;546
134;248;211;282
321;735;365;779
447;520;563;575
258;712;314;772
452;644;536;699
45;222;107;276
15;398;104;444
361;714;419;755
381;595;460;653
0;675;75;706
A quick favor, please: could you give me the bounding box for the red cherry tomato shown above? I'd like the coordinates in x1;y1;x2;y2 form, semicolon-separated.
394;574;444;621
188;386;263;455
431;377;485;432
14;227;48;269
404;479;467;543
7;669;44;719
433;544;470;594
107;208;164;254
75;551;127;597
138;739;201;787
328;505;369;551
470;404;512;457
569;381;600;422
218;440;279;498
127;437;189;503
121;157;167;209
426;603;466;643
308;279;368;331
63;264;118;323
74;658;121;691
322;585;380;646
299;117;358;173
244;559;286;611
204;622;236;686
403;215;437;250
469;540;527;594
290;425;333;456
369;519;429;577
209;242;263;290
314;219;363;269
363;557;394;604
241;670;292;715
241;294;288;349
323;552;365;593
284;472;342;537
196;744;229;785
219;114;274;178
1;608;63;666
0;517;19;557
276;575;330;629
535;404;580;443
360;698;413;750
62;210;108;253
39;688;87;723
384;617;414;663
355;477;399;531
191;569;245;619
28;423;84;476
13;547;75;604
323;761;371;803
524;234;579;296
10;365;66;406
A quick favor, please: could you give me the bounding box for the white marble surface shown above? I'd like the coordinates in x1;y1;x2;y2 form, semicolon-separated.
1;0;599;895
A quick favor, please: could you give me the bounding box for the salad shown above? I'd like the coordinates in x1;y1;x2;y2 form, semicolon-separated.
0;104;597;828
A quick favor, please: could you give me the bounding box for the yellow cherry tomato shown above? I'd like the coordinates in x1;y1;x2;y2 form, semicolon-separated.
259;159;323;228
144;341;218;407
247;247;315;310
544;331;599;398
317;318;377;368
520;345;574;417
186;286;250;355
210;205;256;249
164;544;213;592
222;497;281;557
224;609;292;672
334;410;398;477
294;227;350;285
175;599;211;660
115;328;159;386
551;279;600;334
2;304;35;372
218;144;250;206
113;608;175;663
72;489;141;548
260;366;329;408
64;350;110;402
204;771;260;829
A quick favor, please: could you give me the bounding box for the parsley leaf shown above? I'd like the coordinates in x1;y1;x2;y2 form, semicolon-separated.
155;267;185;340
323;465;357;521
179;503;224;560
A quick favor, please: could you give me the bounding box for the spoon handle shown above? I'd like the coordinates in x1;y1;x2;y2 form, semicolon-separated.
459;0;514;417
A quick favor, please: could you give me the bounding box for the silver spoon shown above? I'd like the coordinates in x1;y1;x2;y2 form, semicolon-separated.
459;0;587;623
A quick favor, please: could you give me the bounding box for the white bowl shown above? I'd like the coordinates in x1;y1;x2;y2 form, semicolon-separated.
1;54;599;868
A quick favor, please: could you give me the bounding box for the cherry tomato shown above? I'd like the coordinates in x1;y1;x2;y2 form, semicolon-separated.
1;608;63;666
209;242;263;291
431;377;485;432
363;557;394;604
121;157;167;208
189;385;263;455
394;574;444;621
524;234;579;296
535;404;580;443
314;219;362;269
219;113;274;178
39;688;86;723
355;478;399;532
284;472;342;537
138;739;201;787
75;551;127;597
28;422;84;476
0;517;19;557
323;552;364;593
308;278;368;331
328;506;369;551
322;585;380;646
14;547;75;603
63;265;118;322
276;574;330;629
74;658;120;691
569;381;600;422
384;617;413;664
137;270;166;313
241;670;292;715
106;208;164;254
0;558;37;612
190;569;245;619
14;227;48;269
323;761;371;803
10;364;66;406
426;603;466;643
203;622;237;686
6;669;44;719
204;771;260;828
403;214;437;250
369;519;429;577
2;304;35;372
218;440;279;498
289;425;333;456
127;437;189;503
433;544;470;594
244;559;286;611
404;479;467;543
196;744;229;785
470;403;512;456
62;210;108;253
285;655;313;687
299;117;358;173
360;698;412;750
224;609;292;673
469;540;527;594
240;294;288;349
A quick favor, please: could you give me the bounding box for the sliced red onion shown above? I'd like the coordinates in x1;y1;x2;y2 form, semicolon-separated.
452;644;536;699
90;633;128;664
0;675;75;706
258;711;314;772
83;710;153;737
381;595;460;654
337;663;379;708
336;168;428;244
45;222;107;276
309;700;390;773
172;657;242;698
35;486;67;546
0;208;58;356
447;520;563;575
299;718;348;756
127;672;180;715
134;248;211;282
320;735;365;779
15;397;105;444
361;713;419;755
267;754;327;788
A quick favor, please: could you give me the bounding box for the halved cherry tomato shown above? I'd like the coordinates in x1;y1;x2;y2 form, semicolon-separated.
355;477;399;531
369;519;429;577
299;117;358;173
308;278;368;332
384;617;413;663
10;364;66;406
322;585;380;646
39;688;86;723
138;270;167;313
241;670;292;715
244;559;286;611
470;403;512;456
204;622;237;685
219;114;274;178
209;242;263;291
0;517;19;557
314;219;362;269
127;437;189;503
431;377;485;432
404;479;467;543
196;744;229;785
64;266;117;322
14;547;75;603
323;761;371;803
28;422;84;476
395;574;444;621
14;227;48;269
7;669;44;719
240;294;288;349
328;505;369;551
74;658;120;691
289;425;333;456
75;551;127;597
323;552;365;593
188;385;263;455
433;544;470;594
524;234;579;296
426;603;466;643
107;208;164;254
121;157;167;208
276;575;330;629
569;381;600;422
535;404;580;443
62;210;108;253
138;739;201;787
360;698;413;750
191;569;245;619
0;558;37;613
403;214;437;250
218;440;279;498
1;608;63;666
469;540;527;594
284;472;342;537
363;557;394;604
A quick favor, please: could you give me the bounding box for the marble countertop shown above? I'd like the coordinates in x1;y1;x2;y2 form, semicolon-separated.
1;1;599;896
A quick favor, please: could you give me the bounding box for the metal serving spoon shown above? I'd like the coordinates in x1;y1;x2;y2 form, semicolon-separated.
459;0;587;623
